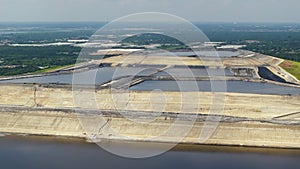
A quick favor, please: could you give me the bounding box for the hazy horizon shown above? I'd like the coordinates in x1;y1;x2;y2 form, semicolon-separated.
0;0;300;23
1;21;300;24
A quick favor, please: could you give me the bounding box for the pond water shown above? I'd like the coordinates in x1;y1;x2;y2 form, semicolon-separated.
258;67;288;84
0;67;158;85
0;135;299;169
156;68;233;77
0;67;233;84
1;67;300;95
130;80;300;95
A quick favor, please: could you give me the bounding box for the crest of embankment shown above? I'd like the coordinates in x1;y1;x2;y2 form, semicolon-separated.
0;84;300;148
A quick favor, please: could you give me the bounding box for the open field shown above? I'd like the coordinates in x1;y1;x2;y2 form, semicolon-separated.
100;53;282;68
101;55;204;67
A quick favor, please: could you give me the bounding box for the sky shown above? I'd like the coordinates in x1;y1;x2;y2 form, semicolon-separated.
0;0;299;23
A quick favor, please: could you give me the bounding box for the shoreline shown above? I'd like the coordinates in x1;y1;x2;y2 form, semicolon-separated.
2;133;300;156
1;106;300;150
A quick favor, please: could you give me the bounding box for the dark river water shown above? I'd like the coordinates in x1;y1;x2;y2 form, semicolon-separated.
0;135;299;169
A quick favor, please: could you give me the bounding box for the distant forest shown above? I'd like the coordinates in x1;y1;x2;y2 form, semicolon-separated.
199;23;300;62
205;31;300;61
0;46;81;76
0;23;299;76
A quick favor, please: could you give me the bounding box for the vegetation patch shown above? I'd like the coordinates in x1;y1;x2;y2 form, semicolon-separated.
280;60;300;80
33;64;75;74
0;46;81;76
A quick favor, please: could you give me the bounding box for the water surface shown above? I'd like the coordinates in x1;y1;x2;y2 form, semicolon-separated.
156;68;233;77
0;67;158;85
0;135;299;169
130;80;300;95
